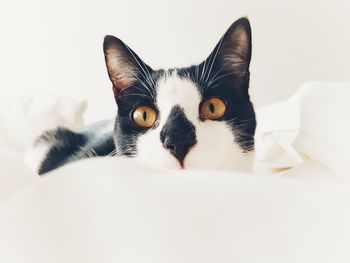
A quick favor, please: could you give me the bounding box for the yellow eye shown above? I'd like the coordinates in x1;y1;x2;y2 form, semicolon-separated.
132;106;157;128
201;97;227;120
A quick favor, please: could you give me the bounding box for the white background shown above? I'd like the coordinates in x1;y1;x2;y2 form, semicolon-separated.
1;0;349;122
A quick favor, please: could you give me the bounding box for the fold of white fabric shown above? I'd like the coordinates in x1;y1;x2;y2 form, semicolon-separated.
255;82;350;174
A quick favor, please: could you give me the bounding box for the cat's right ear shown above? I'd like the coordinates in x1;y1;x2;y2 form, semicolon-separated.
103;36;153;98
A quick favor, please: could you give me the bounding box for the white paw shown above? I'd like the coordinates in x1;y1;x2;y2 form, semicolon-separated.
23;140;51;174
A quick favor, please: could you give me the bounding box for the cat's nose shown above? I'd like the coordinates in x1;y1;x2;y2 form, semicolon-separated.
160;105;197;167
163;138;197;166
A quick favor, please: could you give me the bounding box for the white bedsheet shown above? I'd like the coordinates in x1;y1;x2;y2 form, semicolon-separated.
1;157;350;263
255;81;350;174
1;82;350;262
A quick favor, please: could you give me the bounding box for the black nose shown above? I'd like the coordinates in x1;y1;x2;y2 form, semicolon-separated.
163;139;197;165
160;105;197;166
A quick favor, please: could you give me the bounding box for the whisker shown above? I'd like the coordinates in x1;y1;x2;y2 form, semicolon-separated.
120;58;156;99
124;45;156;97
204;36;225;83
204;72;236;90
107;148;117;157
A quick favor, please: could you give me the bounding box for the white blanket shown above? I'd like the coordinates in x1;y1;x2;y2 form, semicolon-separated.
255;82;350;174
1;157;350;263
1;82;350;262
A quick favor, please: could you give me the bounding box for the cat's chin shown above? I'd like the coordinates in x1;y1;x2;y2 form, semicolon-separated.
183;154;254;172
137;151;255;172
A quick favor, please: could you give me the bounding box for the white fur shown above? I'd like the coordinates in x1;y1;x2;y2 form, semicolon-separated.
24;141;50;173
136;72;253;171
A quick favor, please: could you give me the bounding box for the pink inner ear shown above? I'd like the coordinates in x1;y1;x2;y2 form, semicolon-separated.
107;55;137;92
108;64;135;92
119;82;130;89
112;76;133;97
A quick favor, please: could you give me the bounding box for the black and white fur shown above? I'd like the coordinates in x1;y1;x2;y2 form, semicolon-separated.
32;17;256;174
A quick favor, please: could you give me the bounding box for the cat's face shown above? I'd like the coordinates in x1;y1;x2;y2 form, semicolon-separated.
104;18;256;171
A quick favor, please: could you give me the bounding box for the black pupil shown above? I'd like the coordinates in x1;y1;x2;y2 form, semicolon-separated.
209;103;215;113
143;111;147;121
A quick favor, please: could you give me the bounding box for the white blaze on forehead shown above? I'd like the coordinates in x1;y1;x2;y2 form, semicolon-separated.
156;73;202;124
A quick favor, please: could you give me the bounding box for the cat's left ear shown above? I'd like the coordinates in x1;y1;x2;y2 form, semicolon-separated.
204;17;252;76
103;35;153;98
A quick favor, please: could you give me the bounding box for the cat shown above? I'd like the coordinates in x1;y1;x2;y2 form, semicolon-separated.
32;17;256;175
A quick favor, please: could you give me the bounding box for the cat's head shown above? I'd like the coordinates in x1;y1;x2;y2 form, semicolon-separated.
103;17;256;171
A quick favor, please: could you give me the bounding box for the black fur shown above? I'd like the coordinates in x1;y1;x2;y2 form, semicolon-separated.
112;70;165;156
37;121;115;175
